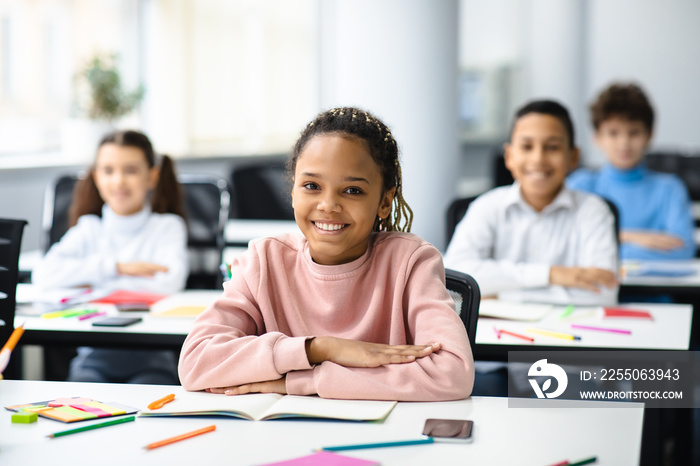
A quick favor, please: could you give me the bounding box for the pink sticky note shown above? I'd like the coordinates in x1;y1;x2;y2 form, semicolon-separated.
259;451;379;466
70;404;112;418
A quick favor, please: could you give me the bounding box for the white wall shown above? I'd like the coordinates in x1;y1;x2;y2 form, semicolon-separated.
319;0;460;250
459;0;700;166
586;0;700;163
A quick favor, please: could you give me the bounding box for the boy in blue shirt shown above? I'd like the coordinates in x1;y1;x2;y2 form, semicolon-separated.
568;83;696;261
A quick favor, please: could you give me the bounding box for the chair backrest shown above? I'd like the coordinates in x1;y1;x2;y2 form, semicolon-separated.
445;196;477;247
646;152;700;201
601;197;620;246
231;160;294;220
40;173;230;289
493;149;514;188
42;173;81;253
179;174;231;289
0;218;27;346
445;268;480;354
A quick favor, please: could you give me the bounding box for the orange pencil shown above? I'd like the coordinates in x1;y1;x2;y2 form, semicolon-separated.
1;324;24;353
145;425;216;450
0;324;25;375
147;393;175;410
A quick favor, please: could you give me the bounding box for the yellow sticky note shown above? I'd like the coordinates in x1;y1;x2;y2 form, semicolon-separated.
155;306;207;317
84;401;126;415
45;406;97;422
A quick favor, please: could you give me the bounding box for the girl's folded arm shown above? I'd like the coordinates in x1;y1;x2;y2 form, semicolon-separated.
287;245;474;401
32;218;118;289
178;281;313;392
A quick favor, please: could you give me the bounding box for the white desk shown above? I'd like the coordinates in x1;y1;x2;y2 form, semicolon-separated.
0;380;644;466
224;219;299;246
621;259;700;289
476;302;692;351
13;289;218;350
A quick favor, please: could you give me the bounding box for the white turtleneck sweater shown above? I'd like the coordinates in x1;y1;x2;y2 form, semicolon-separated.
31;205;189;382
33;205;188;294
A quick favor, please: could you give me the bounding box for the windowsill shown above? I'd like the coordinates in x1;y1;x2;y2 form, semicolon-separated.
0;149;89;170
0;149;290;171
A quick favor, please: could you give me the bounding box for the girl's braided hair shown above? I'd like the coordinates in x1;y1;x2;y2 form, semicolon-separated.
288;107;413;232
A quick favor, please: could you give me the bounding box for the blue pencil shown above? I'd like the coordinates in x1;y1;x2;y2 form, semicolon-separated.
318;437;434;452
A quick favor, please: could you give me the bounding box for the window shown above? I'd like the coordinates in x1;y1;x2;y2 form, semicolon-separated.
0;0;317;166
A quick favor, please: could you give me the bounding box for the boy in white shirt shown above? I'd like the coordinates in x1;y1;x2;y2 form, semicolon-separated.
445;100;618;305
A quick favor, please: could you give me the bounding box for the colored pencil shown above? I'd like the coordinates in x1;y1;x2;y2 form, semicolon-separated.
526;327;581;341
571;324;631;335
60;288;92;304
568;457;597;466
496;328;535;342
559;305;575;319
145;425;216;450
1;323;24;353
0;323;25;374
78;311;107;321
319;437;434;452
48;415;135;438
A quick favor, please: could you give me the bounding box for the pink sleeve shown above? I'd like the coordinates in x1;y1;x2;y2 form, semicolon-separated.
178;247;313;391
286;245;475;401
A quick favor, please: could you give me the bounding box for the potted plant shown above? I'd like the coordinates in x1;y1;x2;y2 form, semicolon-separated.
62;53;145;163
79;53;145;122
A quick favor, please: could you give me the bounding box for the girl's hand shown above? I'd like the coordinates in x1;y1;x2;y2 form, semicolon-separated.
206;376;287;396
620;231;684;251
116;262;169;277
306;336;441;368
549;266;617;292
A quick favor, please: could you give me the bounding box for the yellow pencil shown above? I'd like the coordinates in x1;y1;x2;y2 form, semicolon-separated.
526;327;581;341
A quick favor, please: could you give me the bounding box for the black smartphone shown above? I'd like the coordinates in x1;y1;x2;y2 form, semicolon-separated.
422;418;473;443
92;317;143;327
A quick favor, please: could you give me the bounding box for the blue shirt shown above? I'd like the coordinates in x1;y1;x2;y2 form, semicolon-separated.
567;163;696;260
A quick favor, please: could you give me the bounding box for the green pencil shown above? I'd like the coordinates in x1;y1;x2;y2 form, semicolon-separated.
560;305;575;319
48;415;136;438
568;456;597;466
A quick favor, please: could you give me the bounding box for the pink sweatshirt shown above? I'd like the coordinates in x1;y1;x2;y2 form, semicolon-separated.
178;232;474;401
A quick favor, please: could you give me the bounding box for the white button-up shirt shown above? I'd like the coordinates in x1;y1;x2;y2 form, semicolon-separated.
444;182;618;305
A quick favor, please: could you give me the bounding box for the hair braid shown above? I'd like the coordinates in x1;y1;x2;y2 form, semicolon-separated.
289;107;413;232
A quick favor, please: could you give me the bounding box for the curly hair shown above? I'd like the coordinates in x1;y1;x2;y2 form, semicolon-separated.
590;82;654;132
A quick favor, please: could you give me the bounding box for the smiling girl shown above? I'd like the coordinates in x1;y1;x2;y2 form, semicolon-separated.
33;130;188;383
178;107;474;401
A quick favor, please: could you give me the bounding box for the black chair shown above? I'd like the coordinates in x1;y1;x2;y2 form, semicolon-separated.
445;268;480;355
230;160;294;220
41;173;82;253
647;151;700;203
40;173;230;289
0;218;27;379
445;196;478;247
492;149;514;188
179;174;230;289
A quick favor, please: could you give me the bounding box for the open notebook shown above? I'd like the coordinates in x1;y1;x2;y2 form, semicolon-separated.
479;300;553;321
139;391;396;422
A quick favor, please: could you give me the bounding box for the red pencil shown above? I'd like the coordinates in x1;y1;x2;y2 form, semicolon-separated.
496;328;535;342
